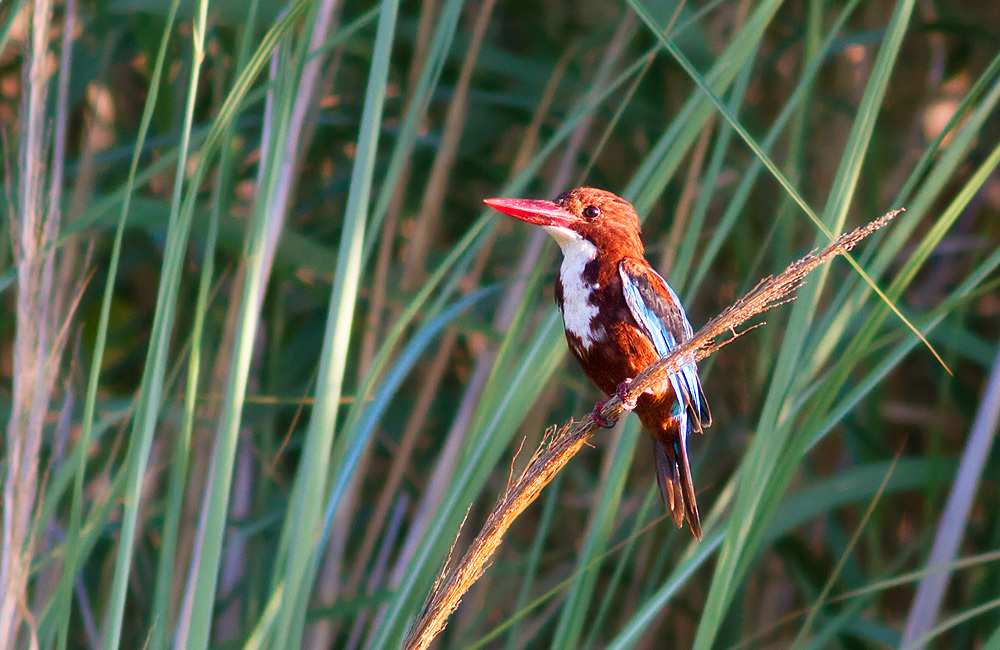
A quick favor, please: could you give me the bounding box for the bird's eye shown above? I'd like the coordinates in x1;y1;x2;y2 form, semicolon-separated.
582;205;601;219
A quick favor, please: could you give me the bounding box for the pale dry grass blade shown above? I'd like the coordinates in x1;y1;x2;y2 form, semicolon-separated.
901;343;1000;648
359;0;445;375
2;1;76;645
401;0;500;288
33;0;77;630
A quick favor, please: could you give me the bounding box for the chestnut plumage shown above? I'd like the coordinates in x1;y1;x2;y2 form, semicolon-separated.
485;187;711;539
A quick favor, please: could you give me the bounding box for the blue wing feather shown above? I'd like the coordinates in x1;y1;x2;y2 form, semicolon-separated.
619;260;711;433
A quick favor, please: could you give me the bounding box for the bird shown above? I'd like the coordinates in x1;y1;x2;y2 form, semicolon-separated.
484;187;711;539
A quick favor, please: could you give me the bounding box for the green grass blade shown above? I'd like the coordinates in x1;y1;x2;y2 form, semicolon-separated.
266;0;400;646
147;2;261;648
548;421;642;649
89;2;184;647
680;2;918;645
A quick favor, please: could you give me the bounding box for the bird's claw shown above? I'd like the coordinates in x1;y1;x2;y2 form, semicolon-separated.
616;378;637;410
591;401;618;429
591;378;637;428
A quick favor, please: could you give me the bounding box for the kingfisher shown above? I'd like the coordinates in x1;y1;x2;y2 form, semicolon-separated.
485;187;711;539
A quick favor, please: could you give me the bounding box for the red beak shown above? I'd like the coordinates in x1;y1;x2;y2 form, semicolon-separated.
483;197;581;228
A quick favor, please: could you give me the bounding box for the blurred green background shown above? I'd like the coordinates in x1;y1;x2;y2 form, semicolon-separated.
2;0;999;648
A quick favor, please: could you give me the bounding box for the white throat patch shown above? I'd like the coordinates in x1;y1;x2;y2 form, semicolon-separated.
545;226;602;351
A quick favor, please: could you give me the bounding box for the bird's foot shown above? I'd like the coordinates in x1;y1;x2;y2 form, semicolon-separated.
591;401;618;429
616;378;637;410
591;379;637;428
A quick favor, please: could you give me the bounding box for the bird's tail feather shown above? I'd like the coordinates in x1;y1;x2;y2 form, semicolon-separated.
652;434;702;540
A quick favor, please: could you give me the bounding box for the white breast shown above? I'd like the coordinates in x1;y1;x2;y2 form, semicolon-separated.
545;225;603;351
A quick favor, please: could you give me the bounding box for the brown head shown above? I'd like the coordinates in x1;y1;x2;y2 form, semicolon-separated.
484;187;644;260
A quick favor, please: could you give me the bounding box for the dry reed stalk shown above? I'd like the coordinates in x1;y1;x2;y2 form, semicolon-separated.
402;208;902;650
401;0;500;289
